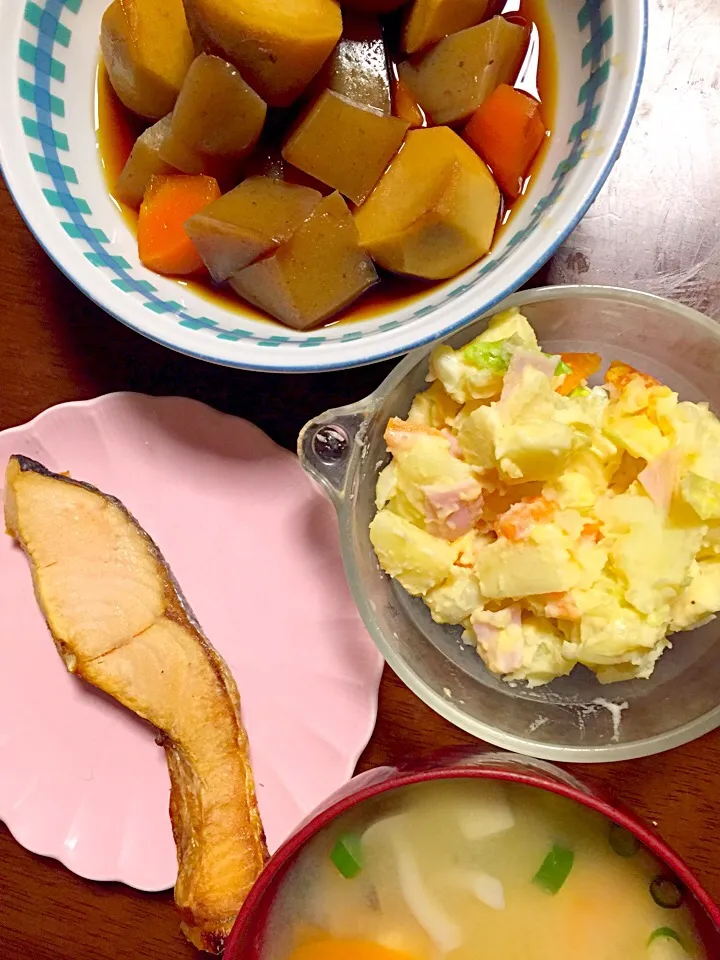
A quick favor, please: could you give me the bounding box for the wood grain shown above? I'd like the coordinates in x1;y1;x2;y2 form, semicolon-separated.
1;2;719;957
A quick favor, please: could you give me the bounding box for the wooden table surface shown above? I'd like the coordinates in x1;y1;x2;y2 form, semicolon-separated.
1;2;719;958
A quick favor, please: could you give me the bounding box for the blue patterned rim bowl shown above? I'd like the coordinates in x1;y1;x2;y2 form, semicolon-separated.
0;0;647;372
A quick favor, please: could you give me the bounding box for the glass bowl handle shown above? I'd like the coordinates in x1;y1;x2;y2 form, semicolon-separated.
298;397;377;505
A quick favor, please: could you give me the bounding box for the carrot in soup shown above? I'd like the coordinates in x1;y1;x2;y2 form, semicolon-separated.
138;174;221;276
289;942;417;960
464;83;546;200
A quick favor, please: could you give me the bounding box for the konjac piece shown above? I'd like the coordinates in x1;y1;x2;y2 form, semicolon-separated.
242;145;287;182
324;12;392;114
398;16;527;124
403;0;491;54
185;177;322;283
181;0;342;107
283;90;409;205
229;192;378;329
160;55;266;176
115;115;175;208
100;0;195;119
354;126;500;280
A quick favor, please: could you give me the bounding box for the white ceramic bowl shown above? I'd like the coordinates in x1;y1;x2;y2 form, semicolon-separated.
0;1;647;372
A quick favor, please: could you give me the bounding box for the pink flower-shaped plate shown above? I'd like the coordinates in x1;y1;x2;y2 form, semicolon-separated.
0;393;383;891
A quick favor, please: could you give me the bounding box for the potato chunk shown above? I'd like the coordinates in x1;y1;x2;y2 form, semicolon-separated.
185;177;322;282
370;508;458;596
115;115;175;208
475;540;578;599
283;90;409;205
160;55;266;176
354;126;500;280
229;192;378;329
324;13;392;114
398;16;526;124
182;0;342;107
101;0;194;119
403;0;491;55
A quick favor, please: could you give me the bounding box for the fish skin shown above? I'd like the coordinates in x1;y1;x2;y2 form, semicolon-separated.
4;455;268;953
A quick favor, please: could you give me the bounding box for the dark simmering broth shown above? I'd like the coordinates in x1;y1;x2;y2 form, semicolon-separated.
96;0;556;329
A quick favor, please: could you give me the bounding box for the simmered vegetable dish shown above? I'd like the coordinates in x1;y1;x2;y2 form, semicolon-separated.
98;0;555;330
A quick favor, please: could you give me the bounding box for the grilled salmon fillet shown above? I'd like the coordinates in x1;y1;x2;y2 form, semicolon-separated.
4;455;267;953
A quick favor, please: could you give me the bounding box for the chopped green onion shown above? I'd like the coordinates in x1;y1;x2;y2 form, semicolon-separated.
609;823;641;858
532;845;574;895
650;877;684;909
648;928;683;946
463;340;512;373
569;385;591;398
330;832;363;879
555;359;572;376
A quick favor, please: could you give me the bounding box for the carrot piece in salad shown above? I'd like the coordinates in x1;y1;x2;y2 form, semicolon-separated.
605;360;661;392
555;352;602;396
581;521;603;542
495;497;556;541
464;84;546;200
138;174;221;276
384;417;444;446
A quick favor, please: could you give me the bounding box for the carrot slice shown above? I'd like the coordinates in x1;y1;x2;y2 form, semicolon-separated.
393;80;426;129
138;174;221;276
464;84;546;200
556;352;602;396
581;521;603;542
495;497;556;541
605;360;661;392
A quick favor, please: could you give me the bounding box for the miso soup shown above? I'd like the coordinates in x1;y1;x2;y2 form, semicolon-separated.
263;779;707;960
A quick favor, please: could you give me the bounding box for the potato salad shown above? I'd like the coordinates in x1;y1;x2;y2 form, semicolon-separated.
369;310;720;686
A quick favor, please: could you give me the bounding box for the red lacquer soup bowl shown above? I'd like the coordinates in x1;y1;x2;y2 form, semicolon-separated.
225;748;720;958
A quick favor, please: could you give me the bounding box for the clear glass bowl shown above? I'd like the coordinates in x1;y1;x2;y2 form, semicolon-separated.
299;286;720;762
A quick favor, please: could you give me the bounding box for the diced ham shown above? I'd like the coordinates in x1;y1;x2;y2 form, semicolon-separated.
424;480;484;540
499;349;557;408
472;605;524;673
638;449;679;514
441;428;464;458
